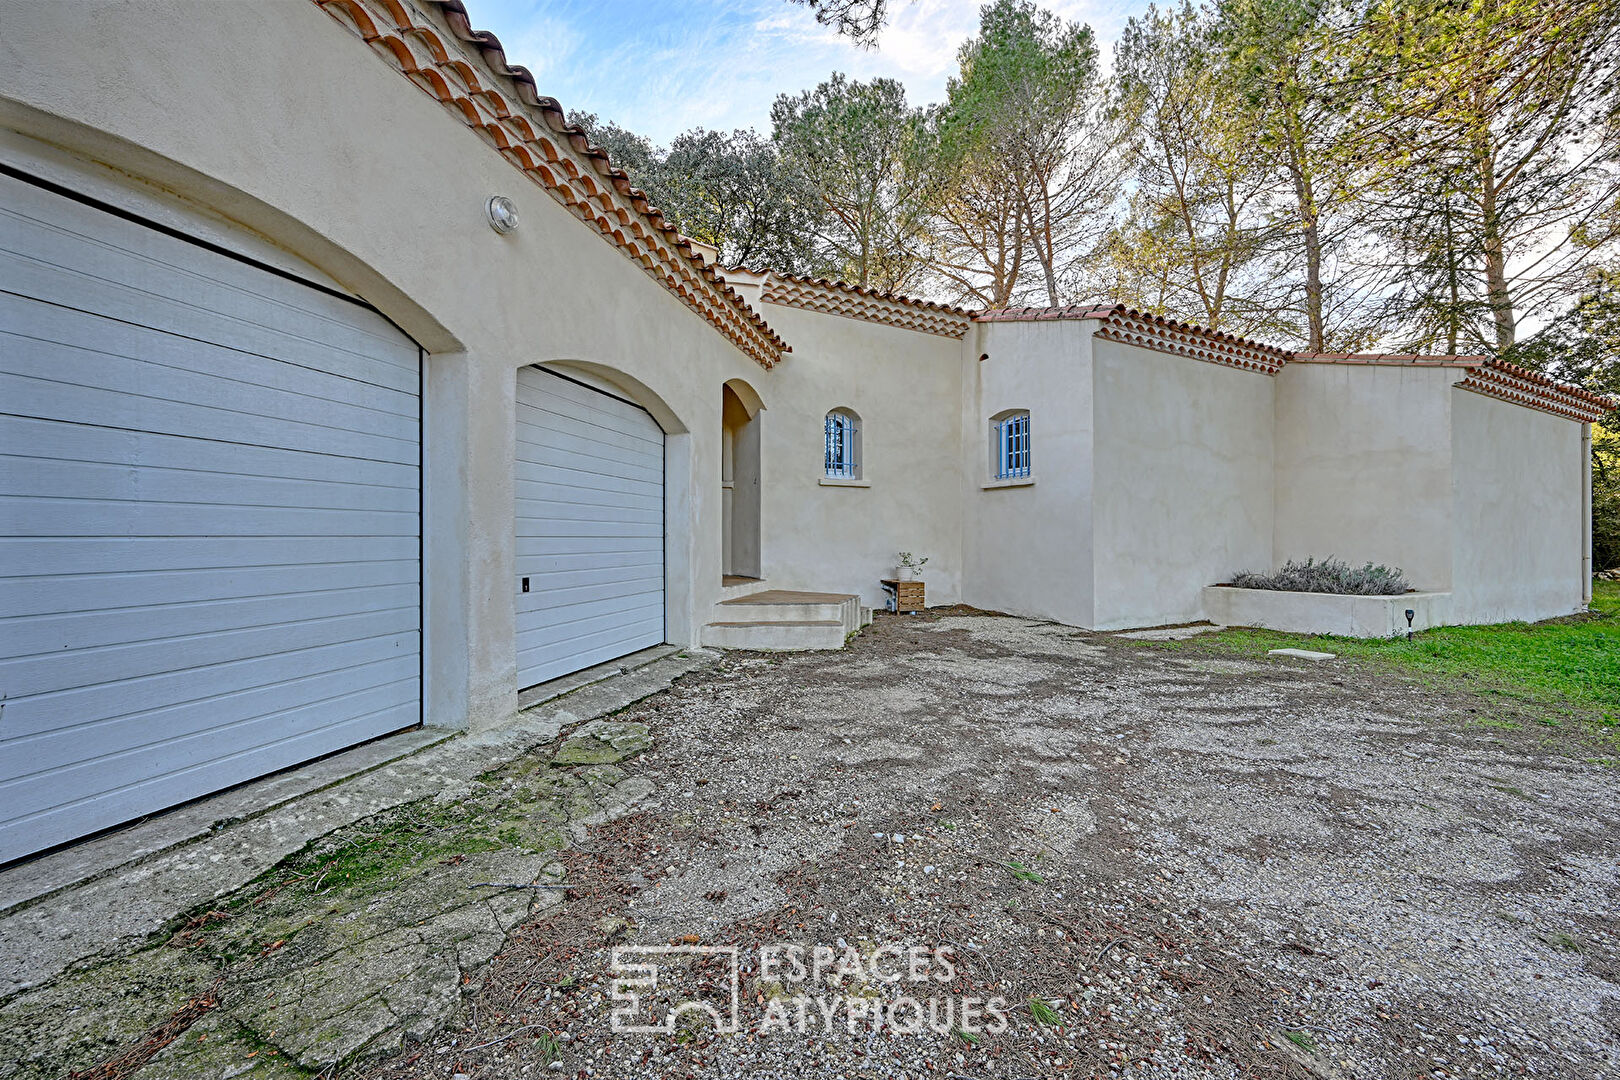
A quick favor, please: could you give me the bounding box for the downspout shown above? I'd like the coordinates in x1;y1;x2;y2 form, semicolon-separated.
1583;422;1593;607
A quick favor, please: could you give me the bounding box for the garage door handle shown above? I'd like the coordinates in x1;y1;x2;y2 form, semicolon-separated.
521;577;530;593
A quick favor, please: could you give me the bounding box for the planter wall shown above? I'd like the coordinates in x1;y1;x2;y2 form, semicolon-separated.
1202;586;1454;638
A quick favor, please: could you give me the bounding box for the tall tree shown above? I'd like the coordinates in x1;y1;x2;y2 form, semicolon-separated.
1500;267;1620;405
772;74;937;291
1501;267;1620;569
927;137;1030;307
1216;0;1356;350
946;0;1131;307
1107;2;1287;336
1356;0;1620;351
570;114;825;276
1365;165;1494;353
657;129;824;274
568;111;657;182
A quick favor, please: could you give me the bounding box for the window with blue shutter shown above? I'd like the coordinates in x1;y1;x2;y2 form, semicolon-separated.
994;411;1030;479
824;409;860;479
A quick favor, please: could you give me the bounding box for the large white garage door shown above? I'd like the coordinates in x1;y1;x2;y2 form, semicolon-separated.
515;366;664;688
0;169;422;863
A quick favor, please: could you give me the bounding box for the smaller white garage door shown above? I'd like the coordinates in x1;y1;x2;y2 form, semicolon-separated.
515;367;665;688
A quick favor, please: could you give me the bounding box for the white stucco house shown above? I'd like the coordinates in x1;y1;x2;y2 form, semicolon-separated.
0;0;1609;862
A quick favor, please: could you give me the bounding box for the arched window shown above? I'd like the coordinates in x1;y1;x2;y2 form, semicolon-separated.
990;409;1030;480
824;408;861;479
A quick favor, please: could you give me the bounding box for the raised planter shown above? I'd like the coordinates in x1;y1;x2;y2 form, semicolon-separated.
1202;586;1453;638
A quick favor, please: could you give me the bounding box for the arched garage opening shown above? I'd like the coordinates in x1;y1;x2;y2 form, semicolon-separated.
513;364;673;689
0;158;430;863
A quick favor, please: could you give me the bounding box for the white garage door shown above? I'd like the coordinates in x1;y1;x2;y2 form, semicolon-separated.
515;366;664;688
0;169;422;863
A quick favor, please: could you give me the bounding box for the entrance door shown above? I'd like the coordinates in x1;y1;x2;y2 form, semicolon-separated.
720;381;760;580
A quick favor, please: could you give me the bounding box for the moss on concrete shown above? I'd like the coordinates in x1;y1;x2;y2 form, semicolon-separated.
551;721;653;765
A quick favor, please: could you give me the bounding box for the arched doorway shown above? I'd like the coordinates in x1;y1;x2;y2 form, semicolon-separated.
721;380;763;582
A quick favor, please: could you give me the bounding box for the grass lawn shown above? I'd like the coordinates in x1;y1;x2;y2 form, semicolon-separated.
1161;581;1620;753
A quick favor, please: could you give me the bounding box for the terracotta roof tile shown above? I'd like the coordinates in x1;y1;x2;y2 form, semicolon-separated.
975;313;1612;420
1292;352;1488;363
1457;358;1614;423
737;270;974;338
975;304;1291;374
1292;352;1613;422
734;269;978;318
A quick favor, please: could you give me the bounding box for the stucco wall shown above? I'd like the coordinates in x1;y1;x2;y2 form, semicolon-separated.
750;304;966;608
0;0;770;729
1090;339;1275;630
1450;388;1587;623
1273;363;1458;591
962;320;1095;626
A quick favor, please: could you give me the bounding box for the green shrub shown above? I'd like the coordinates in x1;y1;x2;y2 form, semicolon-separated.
1231;557;1410;595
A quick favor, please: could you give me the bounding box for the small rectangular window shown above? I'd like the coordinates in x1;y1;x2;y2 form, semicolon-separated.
995;413;1030;479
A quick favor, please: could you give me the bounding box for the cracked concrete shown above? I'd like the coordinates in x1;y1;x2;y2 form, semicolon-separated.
0;647;713;1079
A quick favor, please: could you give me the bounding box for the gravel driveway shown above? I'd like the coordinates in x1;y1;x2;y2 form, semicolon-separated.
363;611;1618;1080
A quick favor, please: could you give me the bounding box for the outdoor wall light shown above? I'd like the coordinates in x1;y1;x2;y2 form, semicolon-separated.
486;195;519;235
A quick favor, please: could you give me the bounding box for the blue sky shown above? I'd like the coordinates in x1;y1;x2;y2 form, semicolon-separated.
464;0;1150;146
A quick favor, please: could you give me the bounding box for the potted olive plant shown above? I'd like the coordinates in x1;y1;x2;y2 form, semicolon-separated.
894;551;929;582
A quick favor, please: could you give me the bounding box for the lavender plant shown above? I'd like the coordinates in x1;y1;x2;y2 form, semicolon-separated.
1231;557;1410;595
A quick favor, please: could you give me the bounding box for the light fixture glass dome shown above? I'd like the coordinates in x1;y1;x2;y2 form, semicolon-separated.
486;195;519;235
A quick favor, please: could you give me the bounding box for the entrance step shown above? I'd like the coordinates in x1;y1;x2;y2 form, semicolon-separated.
703;619;847;651
702;589;869;650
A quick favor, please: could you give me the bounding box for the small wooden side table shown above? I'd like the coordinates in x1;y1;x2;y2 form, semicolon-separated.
880;578;925;613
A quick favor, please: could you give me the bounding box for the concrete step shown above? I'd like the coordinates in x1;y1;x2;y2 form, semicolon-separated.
719;577;772;601
702;619;848;651
715;601;848;624
705;589;867;650
717;590;862;637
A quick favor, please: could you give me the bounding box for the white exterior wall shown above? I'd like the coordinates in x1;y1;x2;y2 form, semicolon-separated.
1090;339;1275;630
962;320;1095;626
1273;363;1458;592
749;303;966;608
0;0;767;730
1449;389;1587;623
